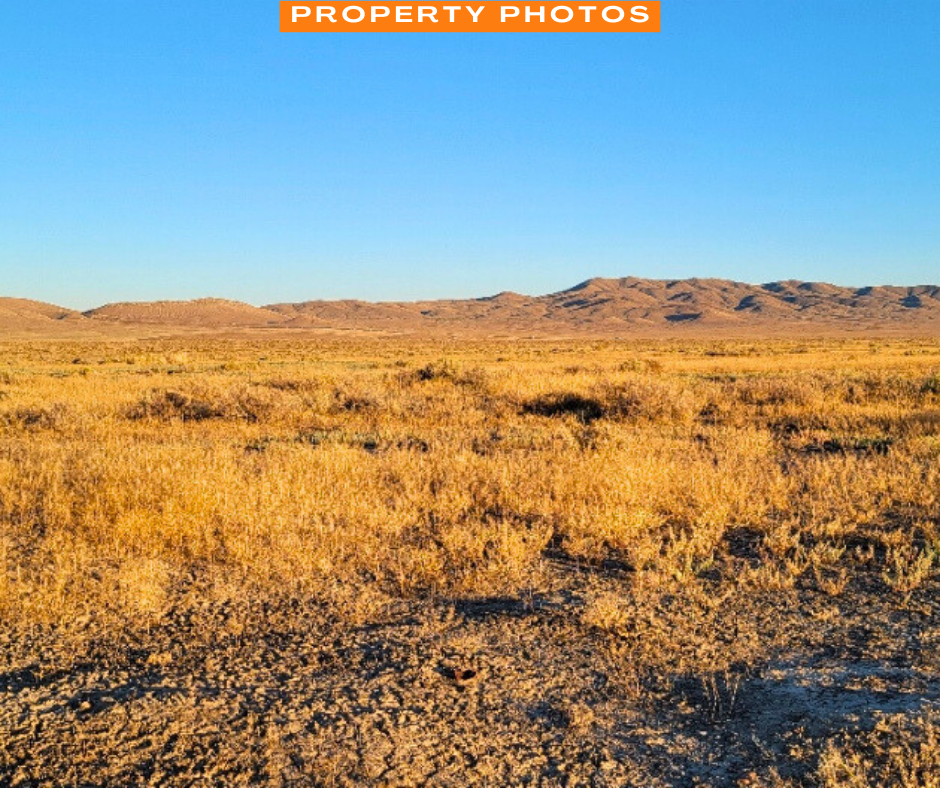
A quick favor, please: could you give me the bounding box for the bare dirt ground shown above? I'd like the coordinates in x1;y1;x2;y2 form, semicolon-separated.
3;567;939;787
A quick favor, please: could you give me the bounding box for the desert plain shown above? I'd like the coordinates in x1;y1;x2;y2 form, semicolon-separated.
2;279;940;786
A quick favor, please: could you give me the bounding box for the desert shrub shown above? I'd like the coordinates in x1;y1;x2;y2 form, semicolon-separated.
331;389;379;413
409;359;489;390
128;389;224;421
599;378;697;423
416;359;459;381
618;358;664;374
2;403;70;430
523;392;605;423
836;374;924;404
696;396;748;427
815;710;940;788
264;377;321;393
732;376;822;408
921;375;940;396
127;385;291;423
523;377;695;425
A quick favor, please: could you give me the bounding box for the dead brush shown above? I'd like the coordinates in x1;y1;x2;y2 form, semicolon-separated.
882;545;937;595
598;377;698;424
522;376;697;425
815;710;940;788
523;392;605;423
127;385;295;423
699;669;746;723
617;358;664;374
582;591;631;633
2;403;70;430
263;376;321;394
127;388;224;421
415;358;459;382
920;374;940;397
731;375;824;408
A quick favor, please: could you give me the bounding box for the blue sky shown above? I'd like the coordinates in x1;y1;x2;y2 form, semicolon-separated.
1;1;938;308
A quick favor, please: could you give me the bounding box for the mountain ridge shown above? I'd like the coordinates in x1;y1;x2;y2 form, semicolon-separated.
4;277;940;336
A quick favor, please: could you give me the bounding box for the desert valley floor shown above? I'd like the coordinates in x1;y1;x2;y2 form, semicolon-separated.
2;333;940;786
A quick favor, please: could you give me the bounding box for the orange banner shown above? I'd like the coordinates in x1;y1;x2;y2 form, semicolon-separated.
280;1;660;32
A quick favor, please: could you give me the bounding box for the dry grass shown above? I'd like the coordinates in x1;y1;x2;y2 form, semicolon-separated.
2;336;940;785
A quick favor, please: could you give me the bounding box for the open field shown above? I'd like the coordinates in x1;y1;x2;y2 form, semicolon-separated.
2;336;940;786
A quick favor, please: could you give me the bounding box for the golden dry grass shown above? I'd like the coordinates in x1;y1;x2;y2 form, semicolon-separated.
3;337;939;619
2;336;940;785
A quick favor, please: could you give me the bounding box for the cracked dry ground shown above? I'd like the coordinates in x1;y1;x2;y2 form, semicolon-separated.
3;565;940;788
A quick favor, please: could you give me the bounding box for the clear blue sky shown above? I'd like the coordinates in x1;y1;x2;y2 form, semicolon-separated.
1;1;938;309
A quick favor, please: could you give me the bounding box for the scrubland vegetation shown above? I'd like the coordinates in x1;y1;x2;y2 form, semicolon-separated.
2;337;940;786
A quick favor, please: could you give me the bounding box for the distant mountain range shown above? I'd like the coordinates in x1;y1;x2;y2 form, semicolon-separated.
4;277;940;337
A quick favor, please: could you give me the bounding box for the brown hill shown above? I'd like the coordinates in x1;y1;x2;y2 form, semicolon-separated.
3;279;940;337
85;298;285;327
0;297;87;334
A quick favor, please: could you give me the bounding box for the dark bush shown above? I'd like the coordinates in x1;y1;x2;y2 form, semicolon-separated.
523;393;605;424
